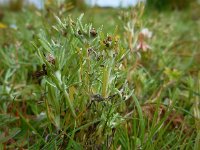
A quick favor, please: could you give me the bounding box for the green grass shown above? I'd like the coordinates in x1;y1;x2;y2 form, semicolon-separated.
0;3;200;149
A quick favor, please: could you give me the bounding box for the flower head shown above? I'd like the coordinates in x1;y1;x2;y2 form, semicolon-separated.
136;28;152;52
141;28;152;39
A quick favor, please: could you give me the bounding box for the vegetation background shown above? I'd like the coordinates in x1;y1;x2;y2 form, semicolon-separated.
0;0;200;149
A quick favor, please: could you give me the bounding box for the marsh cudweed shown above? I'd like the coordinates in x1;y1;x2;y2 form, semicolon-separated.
46;54;55;65
90;28;97;37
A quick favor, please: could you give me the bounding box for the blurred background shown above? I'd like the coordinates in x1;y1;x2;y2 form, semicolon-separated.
0;0;199;10
0;0;199;41
0;0;139;9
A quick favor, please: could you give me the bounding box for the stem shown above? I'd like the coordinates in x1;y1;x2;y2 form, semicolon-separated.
102;67;109;98
62;84;77;118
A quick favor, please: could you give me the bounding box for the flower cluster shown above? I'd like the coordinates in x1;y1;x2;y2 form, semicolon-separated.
136;28;152;52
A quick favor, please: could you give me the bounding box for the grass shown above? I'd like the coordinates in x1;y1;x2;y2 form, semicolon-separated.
0;2;200;149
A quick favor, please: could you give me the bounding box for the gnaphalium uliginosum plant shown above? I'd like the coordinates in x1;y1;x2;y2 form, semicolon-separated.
33;14;133;141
